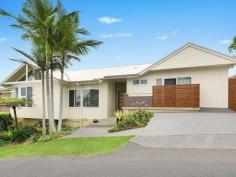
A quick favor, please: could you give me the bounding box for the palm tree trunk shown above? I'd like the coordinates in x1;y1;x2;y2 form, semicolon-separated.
50;68;54;122
46;64;56;133
12;106;18;130
57;57;64;131
41;70;46;135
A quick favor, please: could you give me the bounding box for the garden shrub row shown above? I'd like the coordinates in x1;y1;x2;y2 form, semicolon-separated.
0;112;76;146
108;110;154;132
0;112;13;131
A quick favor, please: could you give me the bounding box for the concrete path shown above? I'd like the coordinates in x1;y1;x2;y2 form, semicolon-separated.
1;142;236;177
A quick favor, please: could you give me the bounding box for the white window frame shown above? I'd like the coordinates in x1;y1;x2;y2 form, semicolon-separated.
156;78;163;86
19;86;33;108
140;79;148;85
177;77;192;85
132;80;140;85
68;89;82;108
68;88;100;108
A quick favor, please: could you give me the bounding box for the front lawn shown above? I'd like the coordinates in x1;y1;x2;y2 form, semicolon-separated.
0;136;133;158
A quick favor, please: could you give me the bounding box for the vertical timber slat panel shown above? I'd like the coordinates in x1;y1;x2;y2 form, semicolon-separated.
229;78;236;111
153;84;200;108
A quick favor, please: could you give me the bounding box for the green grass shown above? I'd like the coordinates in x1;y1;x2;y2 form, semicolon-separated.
0;136;133;158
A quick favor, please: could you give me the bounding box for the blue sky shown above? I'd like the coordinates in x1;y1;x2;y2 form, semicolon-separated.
0;0;236;82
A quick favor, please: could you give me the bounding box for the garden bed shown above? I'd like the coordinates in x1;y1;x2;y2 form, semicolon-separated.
108;110;154;132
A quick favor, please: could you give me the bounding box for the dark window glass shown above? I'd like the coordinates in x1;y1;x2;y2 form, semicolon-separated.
69;90;75;107
27;87;33;107
132;80;139;85
83;89;99;107
75;90;81;107
164;78;176;85
140;80;147;84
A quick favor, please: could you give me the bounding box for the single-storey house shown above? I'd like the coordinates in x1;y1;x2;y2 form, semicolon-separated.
1;43;236;125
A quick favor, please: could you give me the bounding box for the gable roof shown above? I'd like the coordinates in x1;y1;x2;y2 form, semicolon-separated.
140;43;236;75
2;42;236;84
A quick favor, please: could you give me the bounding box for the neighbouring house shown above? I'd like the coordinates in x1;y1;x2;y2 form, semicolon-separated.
1;43;236;126
0;86;11;112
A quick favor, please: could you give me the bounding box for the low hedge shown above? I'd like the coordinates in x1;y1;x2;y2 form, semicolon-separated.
109;110;154;132
0;112;13;131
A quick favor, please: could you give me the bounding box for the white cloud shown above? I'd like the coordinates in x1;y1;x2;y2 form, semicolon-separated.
99;32;132;39
0;37;7;43
156;34;168;40
98;16;122;24
192;28;200;32
156;30;179;41
171;30;179;36
218;39;231;45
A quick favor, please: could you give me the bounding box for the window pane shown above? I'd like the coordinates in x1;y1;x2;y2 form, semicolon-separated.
21;87;26;97
132;80;139;85
27;87;33;107
69;90;75;107
164;78;176;85
83;89;99;107
140;80;147;84
178;77;191;84
156;79;162;86
75;90;81;107
11;88;18;98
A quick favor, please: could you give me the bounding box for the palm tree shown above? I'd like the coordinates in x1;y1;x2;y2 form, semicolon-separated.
55;2;103;131
0;0;58;133
0;97;26;129
229;36;236;54
11;47;47;135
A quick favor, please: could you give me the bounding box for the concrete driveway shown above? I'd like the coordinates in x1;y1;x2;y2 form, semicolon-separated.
66;111;236;149
142;112;236;136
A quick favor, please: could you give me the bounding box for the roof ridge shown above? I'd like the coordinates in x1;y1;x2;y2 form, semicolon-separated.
65;63;152;73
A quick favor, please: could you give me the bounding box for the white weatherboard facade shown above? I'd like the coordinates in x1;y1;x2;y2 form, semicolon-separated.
1;43;236;122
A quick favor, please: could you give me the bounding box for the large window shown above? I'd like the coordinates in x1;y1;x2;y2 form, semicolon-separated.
83;89;99;107
69;90;81;107
177;77;191;84
19;70;41;81
19;87;33;107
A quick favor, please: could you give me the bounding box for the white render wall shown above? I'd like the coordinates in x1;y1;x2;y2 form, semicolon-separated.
127;66;229;108
63;81;111;120
10;80;113;120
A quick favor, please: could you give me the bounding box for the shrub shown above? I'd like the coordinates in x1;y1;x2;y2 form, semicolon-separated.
12;124;41;142
0;130;13;141
109;110;154;133
61;125;74;135
114;110;125;120
0;112;13;131
28;134;52;143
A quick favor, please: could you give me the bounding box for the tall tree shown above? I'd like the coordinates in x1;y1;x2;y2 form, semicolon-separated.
55;1;102;131
11;47;47;135
0;0;58;133
229;36;236;54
